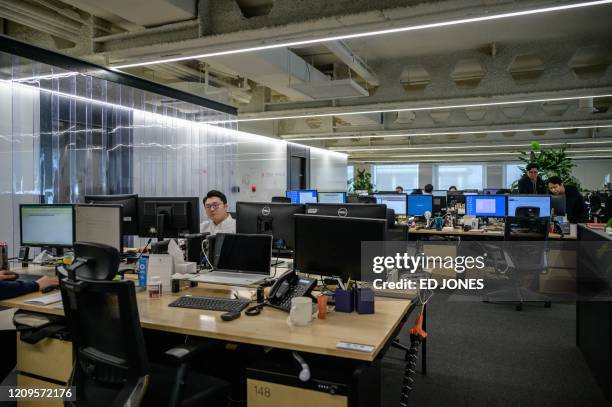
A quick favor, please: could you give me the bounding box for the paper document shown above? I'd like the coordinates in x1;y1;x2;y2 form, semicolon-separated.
24;292;62;305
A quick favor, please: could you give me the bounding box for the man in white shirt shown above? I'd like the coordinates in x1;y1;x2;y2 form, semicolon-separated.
200;190;236;235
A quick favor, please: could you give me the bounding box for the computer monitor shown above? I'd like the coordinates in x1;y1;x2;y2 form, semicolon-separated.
137;197;200;240
293;214;387;281
507;195;551;217
407;195;433;216
286;190;318;204
84;194;138;235
304;203;387;219
373;194;407;215
317;192;347;204
465;195;507;217
75;204;122;252
213;233;272;274
432;190;447;197
432;196;447;214
462;191;478;196
447;192;465;206
20;204;74;249
551;194;566;216
482;188;500;195
235;202;305;250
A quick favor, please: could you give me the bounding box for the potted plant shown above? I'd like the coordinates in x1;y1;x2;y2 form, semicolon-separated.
349;168;375;194
512;141;580;190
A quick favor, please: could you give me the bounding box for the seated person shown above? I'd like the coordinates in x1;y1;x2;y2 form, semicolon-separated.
547;176;588;223
448;186;458;192
200;190;236;235
395;186;404;194
0;271;58;300
423;184;434;195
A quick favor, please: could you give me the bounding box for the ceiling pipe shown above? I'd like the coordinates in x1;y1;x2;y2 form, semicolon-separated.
324;40;379;87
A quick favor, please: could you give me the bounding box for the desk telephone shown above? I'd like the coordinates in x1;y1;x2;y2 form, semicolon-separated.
267;270;317;312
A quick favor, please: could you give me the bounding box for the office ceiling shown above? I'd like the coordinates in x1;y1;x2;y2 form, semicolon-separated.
1;0;612;163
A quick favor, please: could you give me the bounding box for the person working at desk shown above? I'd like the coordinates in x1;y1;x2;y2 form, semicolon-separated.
395;186;404;194
547;176;589;223
0;271;58;300
200;190;236;235
448;186;458;191
423;184;434;195
518;163;546;194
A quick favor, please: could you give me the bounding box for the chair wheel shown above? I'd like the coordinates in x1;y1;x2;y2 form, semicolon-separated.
545;301;551;308
515;303;523;311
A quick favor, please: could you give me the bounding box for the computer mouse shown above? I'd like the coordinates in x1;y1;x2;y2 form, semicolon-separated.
220;310;241;321
41;284;60;293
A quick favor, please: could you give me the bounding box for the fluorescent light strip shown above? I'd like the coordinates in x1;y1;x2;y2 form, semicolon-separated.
379;148;612;159
110;1;612;70
286;124;612;141
340;139;612;153
214;94;612;125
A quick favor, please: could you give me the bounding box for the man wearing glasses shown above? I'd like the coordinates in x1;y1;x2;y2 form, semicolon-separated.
200;190;236;235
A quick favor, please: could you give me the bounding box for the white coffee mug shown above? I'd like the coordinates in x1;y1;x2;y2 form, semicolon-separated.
288;297;313;326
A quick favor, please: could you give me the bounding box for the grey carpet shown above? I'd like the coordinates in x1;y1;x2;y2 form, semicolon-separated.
381;291;608;407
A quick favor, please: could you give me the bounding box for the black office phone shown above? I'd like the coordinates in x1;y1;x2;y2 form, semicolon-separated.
267;270;317;312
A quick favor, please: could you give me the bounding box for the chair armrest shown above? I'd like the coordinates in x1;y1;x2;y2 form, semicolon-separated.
165;340;216;364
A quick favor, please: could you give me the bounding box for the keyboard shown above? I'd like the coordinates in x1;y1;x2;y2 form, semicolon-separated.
168;295;251;312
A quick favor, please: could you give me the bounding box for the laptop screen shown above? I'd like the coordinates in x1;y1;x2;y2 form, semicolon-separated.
213;233;272;275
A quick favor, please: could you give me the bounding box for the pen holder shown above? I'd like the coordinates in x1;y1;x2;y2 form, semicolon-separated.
355;288;375;315
334;288;354;313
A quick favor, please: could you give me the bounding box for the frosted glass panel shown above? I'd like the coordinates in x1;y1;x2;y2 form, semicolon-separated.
505;163;523;189
373;165;419;191
436;164;484;190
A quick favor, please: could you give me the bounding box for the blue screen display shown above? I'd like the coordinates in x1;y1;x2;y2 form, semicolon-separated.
466;195;507;217
507;195;551;217
407;195;433;216
286;190;318;204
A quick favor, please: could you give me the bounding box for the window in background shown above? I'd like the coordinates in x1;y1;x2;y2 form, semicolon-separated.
436;164;484;190
347;165;354;188
373;164;419;191
505;162;523;189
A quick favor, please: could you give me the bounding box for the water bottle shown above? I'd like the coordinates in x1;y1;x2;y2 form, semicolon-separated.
138;255;149;288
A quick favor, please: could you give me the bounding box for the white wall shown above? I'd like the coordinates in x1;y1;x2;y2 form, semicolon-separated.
310;147;348;191
573;159;612;190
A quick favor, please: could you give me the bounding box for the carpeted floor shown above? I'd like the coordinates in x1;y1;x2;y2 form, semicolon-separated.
381;291;607;407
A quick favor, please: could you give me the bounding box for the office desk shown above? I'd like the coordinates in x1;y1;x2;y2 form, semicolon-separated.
407;228;576;240
2;267;421;407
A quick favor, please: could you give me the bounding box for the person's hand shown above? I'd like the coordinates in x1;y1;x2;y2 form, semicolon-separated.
36;276;59;291
0;270;18;281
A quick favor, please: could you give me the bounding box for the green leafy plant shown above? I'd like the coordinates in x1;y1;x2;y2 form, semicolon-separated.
349;168;375;193
512;142;580;189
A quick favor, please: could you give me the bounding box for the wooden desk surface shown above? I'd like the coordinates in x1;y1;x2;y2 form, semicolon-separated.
408;228;576;240
0;279;413;362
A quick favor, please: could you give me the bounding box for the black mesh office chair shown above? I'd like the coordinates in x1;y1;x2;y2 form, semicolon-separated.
59;242;229;407
386;208;396;229
482;208;552;311
271;196;291;203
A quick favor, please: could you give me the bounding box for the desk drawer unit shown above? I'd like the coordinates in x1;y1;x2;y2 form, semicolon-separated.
16;334;72;383
248;379;347;407
16;374;65;407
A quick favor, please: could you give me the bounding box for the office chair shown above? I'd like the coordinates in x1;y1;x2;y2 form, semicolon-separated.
482;208;552;311
271;196;291;203
59;242;229;407
386;208;396;229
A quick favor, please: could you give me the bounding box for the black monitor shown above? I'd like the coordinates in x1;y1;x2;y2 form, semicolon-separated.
20;204;74;251
213;233;272;274
235;202;305;251
551;194;566;216
293;214;387;281
304;203;387;219
137;197;200;240
84;194;138;236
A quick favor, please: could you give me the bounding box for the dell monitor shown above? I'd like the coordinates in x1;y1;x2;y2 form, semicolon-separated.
84;194;138;235
75;204;122;252
236;202;305;251
293;214;387;281
373;194;407;215
482;188;500;195
407;195;433;216
432;190;447;197
317;192;347;204
138;197;200;240
286;189;318;204
507;195;551;217
304;203;387;219
465;195;507;217
20;204;74;252
551;194;567;216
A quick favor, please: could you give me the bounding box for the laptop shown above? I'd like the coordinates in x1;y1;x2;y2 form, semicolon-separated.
191;233;272;286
